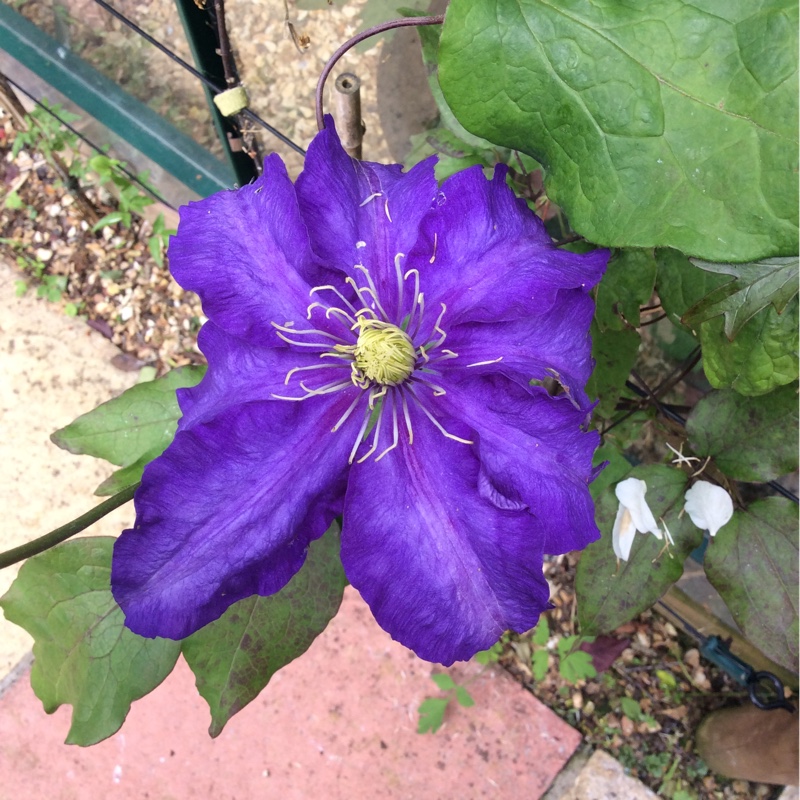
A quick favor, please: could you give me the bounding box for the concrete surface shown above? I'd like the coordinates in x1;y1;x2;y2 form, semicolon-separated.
0;587;581;800
0;259;136;675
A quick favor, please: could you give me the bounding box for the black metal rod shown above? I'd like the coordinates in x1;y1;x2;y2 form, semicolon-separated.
89;0;304;158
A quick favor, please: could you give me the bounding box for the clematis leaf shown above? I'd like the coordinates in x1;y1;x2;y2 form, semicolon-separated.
589;442;632;500
704;499;799;672
51;366;206;494
595;249;657;332
586;323;640;418
700;298;799;396
686;386;799;482
439;0;798;261
684;257;799;340
417;20;499;152
405;127;495;183
0;537;180;746
655;249;729;333
576;465;702;636
181;523;347;737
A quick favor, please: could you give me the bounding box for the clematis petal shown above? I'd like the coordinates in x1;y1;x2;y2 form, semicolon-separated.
177;322;351;429
112;391;361;639
684;481;734;537
444;288;596;410
615;478;661;538
341;411;551;666
169;154;315;345
433;375;600;555
408;165;608;324
296;117;438;321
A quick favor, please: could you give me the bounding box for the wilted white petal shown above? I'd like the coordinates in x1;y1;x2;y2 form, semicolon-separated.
612;477;662;560
612;503;637;561
615;478;661;537
684;481;734;537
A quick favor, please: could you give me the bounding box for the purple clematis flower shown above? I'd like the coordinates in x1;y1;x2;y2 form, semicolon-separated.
111;120;608;665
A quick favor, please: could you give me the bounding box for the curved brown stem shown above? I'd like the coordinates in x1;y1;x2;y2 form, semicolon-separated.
315;15;445;133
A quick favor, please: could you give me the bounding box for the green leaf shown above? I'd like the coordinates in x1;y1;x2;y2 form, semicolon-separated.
431;673;456;691
455;685;475;708
557;634;579;659
532;617;550;646
595;249;657;332
686;385;799;481
620;696;643;721
91;211;126;231
473;641;502;664
656;669;677;689
586;324;641;417
4;189;24;209
590;442;633;500
700;298;798;395
439;0;798;261
94;449;162;496
0;537;180;745
576;465;703;635
684;257;799;339
416;21;499;152
181;524;347;737
532;649;549;682
405;127;494;182
417;697;449;734
704;498;798;673
559;651;597;684
655;249;730;332
51;366;206;492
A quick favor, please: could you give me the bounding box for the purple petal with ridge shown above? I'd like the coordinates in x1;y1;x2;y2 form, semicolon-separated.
443;288;596;410
342;410;550;665
112;391;361;639
296;117;438;321
169;155;316;346
435;375;600;555
407;165;608;324
178;322;355;429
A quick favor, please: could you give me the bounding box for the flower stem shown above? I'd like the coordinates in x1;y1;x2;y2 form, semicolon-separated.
315;15;445;133
0;483;139;570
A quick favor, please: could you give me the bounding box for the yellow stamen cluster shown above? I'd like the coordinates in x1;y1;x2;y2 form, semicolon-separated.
346;318;416;388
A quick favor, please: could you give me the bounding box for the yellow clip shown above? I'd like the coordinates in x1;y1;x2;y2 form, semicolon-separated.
213;86;249;117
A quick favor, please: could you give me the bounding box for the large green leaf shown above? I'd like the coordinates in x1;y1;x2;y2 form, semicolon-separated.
51;365;206;494
655;248;730;332
595;248;657;332
576;465;702;636
0;538;180;745
700;297;799;395
182;524;347;737
704;498;798;672
586;323;640;417
684;257;799;339
439;0;799;261
686;385;799;481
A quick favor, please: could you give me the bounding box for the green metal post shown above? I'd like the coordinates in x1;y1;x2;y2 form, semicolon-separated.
172;0;259;187
0;3;235;196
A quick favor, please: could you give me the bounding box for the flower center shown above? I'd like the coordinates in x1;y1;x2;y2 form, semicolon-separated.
351;318;415;387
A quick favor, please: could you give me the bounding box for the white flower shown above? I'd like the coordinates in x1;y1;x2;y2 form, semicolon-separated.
612;477;663;561
684;481;734;537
